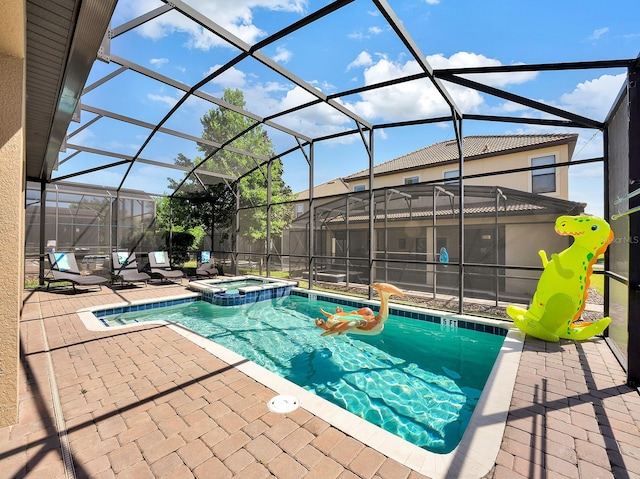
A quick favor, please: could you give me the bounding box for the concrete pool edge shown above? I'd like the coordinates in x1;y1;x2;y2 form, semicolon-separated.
76;292;523;479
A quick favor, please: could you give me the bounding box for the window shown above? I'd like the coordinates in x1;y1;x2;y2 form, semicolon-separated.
531;155;556;193
295;204;304;217
353;184;366;192
444;169;459;184
404;175;419;185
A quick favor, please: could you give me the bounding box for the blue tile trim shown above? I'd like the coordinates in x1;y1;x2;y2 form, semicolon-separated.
202;285;293;306
97;286;296;326
94;296;199;318
96;287;506;337
96;286;295;315
290;289;508;337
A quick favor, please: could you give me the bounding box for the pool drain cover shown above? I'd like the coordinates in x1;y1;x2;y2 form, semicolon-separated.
268;395;299;413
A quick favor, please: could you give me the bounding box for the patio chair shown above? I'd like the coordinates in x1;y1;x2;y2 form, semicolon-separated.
195;251;219;279
46;252;109;292
111;252;151;287
147;251;184;282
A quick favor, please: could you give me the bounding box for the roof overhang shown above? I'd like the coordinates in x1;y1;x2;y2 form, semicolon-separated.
25;0;117;182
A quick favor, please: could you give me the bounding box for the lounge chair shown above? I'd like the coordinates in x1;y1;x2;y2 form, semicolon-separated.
46;252;109;292
147;251;184;282
111;252;151;287
195;251;219;279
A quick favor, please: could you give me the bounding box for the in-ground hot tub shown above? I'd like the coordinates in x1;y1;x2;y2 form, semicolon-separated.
187;275;298;306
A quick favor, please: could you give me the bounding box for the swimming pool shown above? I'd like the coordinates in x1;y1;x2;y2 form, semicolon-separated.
77;288;522;478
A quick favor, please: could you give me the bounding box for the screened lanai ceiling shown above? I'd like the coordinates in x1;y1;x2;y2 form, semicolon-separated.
25;0;639;198
292;184;586;228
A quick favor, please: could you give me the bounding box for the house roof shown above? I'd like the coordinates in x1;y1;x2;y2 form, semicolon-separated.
344;134;579;181
295;178;350;201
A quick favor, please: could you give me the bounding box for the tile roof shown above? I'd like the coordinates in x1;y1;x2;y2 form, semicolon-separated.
295;177;350;200
344;134;578;180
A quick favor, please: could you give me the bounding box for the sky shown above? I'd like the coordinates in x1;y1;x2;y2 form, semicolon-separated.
59;0;640;217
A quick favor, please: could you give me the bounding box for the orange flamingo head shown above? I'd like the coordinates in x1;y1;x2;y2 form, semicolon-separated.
371;283;405;298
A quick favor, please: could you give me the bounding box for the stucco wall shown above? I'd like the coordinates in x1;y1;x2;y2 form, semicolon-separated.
0;0;25;427
504;219;572;296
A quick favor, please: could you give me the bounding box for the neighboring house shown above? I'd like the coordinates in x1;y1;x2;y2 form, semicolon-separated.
343;134;577;198
294;134;577;215
287;134;585;301
293;178;350;217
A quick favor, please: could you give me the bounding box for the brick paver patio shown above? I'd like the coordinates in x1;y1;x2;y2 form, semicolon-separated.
1;284;639;478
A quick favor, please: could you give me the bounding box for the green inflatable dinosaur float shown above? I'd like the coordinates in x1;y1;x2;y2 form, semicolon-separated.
506;215;614;342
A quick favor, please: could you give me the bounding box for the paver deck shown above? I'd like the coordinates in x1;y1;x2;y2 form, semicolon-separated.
1;284;639;478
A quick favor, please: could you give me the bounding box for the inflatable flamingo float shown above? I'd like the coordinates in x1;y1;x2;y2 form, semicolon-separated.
315;283;405;336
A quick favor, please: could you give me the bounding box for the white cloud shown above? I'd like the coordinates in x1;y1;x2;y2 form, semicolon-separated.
348;31;366;41
216;82;355;141
278;86;347;121
188;62;354;141
349;26;385;41
489;73;625;121
187;71;352;140
272;45;293;63
427;52;538;87
425;0;440;4
309;79;337;93
116;0;307;49
558;73;625;121
150;57;169;68
345;57;463;120
147;93;179;108
498;101;529;113
589;27;609;40
263;81;289;93
347;51;373;70
341;52;538;121
203;65;247;88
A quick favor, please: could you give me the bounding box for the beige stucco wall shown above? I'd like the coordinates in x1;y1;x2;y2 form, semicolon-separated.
0;0;25;427
504;217;572;296
350;144;572;200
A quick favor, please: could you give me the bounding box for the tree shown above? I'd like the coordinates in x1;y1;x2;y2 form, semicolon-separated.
162;88;294;260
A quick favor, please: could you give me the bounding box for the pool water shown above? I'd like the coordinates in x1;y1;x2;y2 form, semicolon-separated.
105;295;504;453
